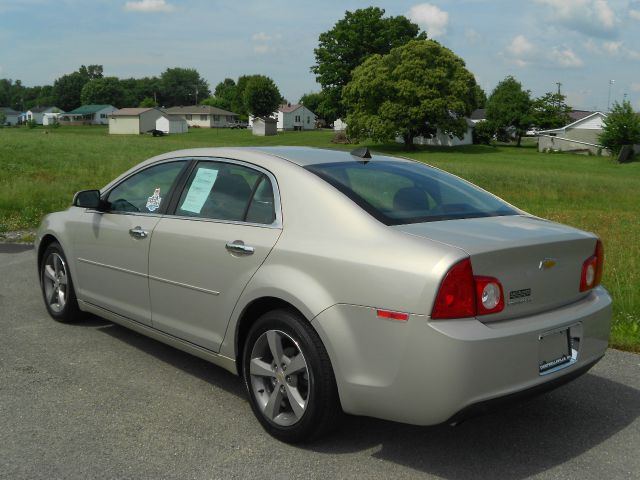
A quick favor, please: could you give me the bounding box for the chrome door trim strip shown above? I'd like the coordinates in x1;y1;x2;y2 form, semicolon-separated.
148;275;220;296
77;257;147;278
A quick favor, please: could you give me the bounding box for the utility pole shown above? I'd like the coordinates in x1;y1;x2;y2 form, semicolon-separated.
195;85;199;104
607;79;615;112
555;82;562;108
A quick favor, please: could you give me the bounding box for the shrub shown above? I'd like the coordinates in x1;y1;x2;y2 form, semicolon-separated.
472;121;494;145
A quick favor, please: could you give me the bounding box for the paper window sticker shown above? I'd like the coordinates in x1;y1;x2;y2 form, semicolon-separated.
146;188;162;212
180;168;219;214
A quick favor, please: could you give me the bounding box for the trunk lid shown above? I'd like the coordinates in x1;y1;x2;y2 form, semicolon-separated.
394;215;598;321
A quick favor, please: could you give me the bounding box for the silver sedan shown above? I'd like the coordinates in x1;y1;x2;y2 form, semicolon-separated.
35;146;612;442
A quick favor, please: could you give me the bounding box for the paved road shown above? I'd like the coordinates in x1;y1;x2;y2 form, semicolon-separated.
1;245;639;480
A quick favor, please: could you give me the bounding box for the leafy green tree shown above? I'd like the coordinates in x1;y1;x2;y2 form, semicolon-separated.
531;92;571;129
486;76;531;146
78;65;104;81
342;39;478;150
473;84;487;109
312;7;425;119
299;91;336;124
80;77;125;107
52;72;87;111
599;100;640;154
211;78;237;111
200;96;231;110
159;68;210;106
139;97;157;108
243;75;281;118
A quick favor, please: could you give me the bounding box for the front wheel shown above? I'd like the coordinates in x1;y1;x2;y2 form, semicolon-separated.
40;242;82;323
243;309;341;443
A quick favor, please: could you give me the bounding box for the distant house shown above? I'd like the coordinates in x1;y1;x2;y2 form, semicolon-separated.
537;111;609;155
409;120;474;147
469;108;486;124
0;107;20;125
109;108;167;134
43;112;64;126
165;105;238;128
156;115;188;134
59;105;117;125
26;106;63;125
249;104;317;131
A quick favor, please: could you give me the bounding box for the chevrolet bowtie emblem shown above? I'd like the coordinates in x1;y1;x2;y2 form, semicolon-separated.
539;258;557;270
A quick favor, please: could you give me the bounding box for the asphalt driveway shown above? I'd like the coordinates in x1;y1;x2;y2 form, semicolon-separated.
1;245;639;479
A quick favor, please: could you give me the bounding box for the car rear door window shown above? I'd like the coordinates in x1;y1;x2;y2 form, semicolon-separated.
106;161;185;213
176;162;276;224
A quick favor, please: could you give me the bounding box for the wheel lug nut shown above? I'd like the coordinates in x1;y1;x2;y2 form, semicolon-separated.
280;386;285;393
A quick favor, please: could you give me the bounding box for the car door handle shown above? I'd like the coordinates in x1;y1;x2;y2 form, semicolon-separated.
129;227;148;239
226;241;255;255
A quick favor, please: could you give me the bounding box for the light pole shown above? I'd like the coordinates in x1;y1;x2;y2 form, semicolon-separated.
607;79;615;112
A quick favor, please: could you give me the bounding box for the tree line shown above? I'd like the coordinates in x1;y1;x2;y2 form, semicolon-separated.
0;65;284;121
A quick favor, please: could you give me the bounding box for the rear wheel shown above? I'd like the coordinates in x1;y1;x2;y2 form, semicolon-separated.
40;242;82;323
243;309;341;443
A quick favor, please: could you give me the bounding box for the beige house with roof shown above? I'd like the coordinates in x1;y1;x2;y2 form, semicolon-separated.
109;108;167;134
164;105;238;128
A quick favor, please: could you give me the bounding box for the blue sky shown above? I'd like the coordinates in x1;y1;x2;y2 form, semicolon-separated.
1;0;639;111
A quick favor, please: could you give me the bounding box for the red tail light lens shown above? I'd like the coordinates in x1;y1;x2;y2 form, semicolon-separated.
431;259;476;319
431;258;505;319
580;239;604;292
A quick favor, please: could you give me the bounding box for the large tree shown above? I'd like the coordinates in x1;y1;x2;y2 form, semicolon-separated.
486;76;531;146
243;75;281;118
599;100;640;154
342;39;478;150
52;72;87;111
312;7;425;120
159;67;210;107
211;78;237;111
531;92;571;130
80;77;125;107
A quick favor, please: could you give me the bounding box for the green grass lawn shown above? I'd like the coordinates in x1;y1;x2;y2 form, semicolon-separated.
1;125;638;351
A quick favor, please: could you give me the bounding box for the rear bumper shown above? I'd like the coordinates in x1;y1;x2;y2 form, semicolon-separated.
311;286;612;426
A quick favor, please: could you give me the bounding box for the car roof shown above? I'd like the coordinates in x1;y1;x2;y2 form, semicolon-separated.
145;146;413;168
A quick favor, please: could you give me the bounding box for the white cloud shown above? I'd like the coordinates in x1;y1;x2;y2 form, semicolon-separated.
465;28;482;44
631;83;640;92
407;3;449;38
602;41;622;53
534;0;618;37
507;35;534;57
253;45;271;54
252;32;272;42
124;0;175;12
631;10;640;20
550;47;584;67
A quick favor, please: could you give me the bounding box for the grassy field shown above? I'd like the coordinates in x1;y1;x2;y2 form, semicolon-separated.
1;125;638;351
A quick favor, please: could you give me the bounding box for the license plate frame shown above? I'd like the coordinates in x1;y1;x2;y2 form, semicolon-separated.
538;327;573;375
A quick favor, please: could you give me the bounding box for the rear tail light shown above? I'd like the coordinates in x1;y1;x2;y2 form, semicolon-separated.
580;239;604;292
431;258;504;319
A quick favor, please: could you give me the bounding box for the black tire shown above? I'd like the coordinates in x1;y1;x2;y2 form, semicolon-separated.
39;242;83;323
242;309;341;443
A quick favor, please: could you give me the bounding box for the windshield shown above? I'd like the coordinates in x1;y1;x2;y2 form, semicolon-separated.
306;160;518;226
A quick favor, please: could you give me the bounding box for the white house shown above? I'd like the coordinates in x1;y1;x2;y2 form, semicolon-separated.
249;104;317;131
0;107;20;126
537;111;609;155
164;105;238;128
43;112;64;125
156;115;188;134
59;105;117;125
27;106;63;124
109;108;170;134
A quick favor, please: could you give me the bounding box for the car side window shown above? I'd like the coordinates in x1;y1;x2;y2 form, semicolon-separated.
106;161;185;213
176;162;275;224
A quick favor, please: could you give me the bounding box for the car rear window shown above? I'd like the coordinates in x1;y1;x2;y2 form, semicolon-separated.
306;160;518;225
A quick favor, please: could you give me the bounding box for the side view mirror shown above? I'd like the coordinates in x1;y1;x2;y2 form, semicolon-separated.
73;189;103;209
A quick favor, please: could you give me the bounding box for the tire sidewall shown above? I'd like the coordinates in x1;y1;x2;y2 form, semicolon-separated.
242;309;327;442
40;242;79;322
